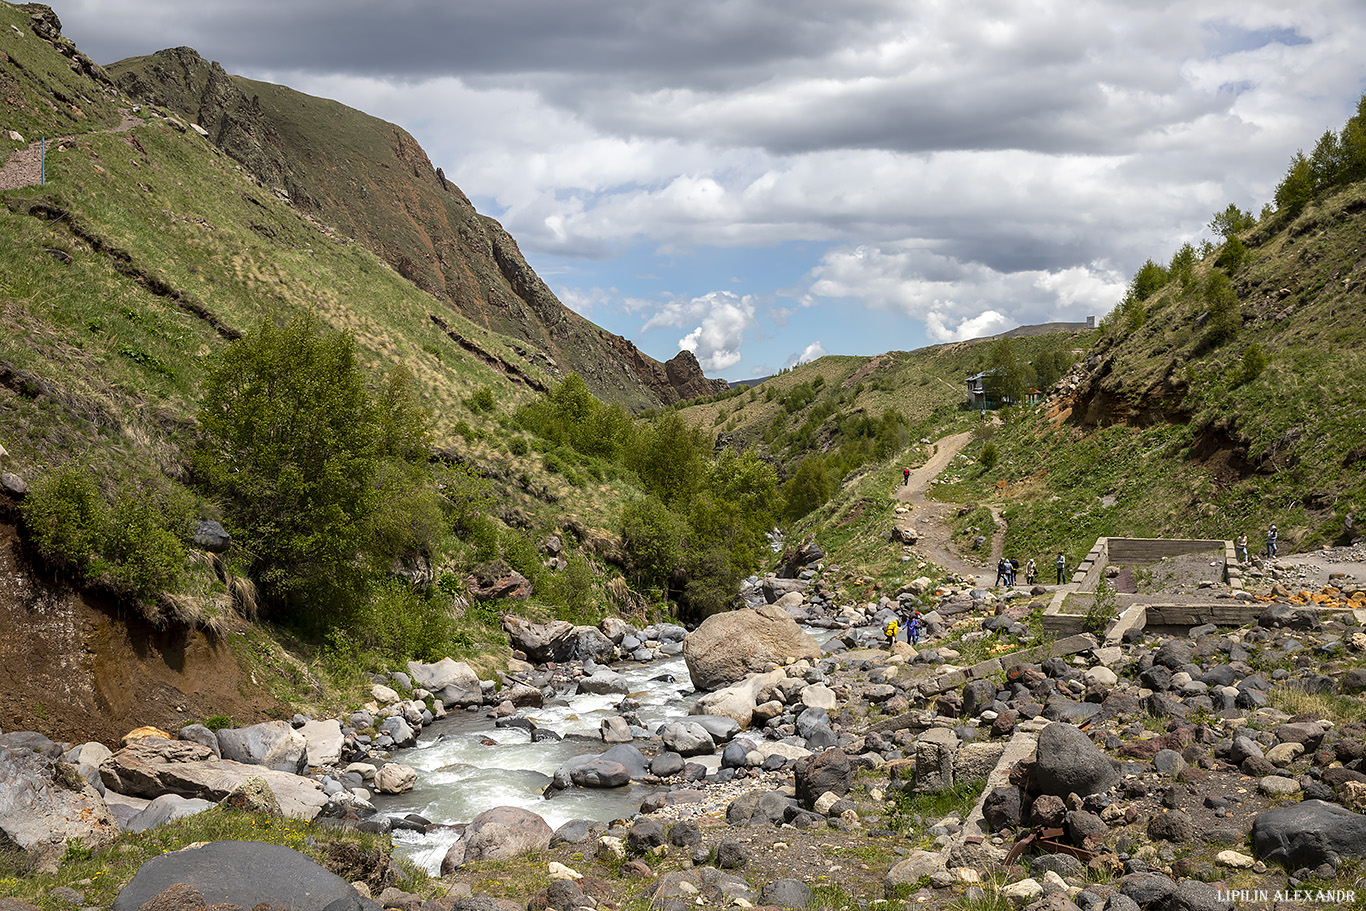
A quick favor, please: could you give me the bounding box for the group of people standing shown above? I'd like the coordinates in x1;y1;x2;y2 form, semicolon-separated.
884;605;924;650
1233;526;1278;562
994;553;1069;587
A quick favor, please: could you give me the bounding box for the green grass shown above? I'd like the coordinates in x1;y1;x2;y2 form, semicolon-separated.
886;779;987;834
0;808;430;910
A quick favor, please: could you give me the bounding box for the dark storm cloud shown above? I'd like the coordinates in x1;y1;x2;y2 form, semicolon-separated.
64;0;894;85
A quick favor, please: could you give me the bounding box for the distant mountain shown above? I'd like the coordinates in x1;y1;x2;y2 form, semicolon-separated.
107;47;724;410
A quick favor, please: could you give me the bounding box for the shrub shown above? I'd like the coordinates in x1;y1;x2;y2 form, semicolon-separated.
1201;271;1241;349
22;466;105;571
1215;236;1247;274
194;315;430;620
1209;203;1256;239
783;456;834;521
466;386;497;414
980;442;1000;470
22;465;193;604
1240;344;1270;384
1084;579;1118;633
620;496;687;590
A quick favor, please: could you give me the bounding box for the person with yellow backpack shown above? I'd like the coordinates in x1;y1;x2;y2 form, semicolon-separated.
884;615;899;650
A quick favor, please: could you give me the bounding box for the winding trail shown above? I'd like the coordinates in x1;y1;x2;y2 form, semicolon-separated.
891;430;1009;588
0;111;141;191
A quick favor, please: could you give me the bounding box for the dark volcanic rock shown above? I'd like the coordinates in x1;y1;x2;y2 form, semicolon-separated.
1034;723;1118;797
112;841;367;911
982;786;1024;831
794;748;853;807
1252;800;1366;869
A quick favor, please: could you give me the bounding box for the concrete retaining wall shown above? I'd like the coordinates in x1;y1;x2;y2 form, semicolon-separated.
1105;537;1226;565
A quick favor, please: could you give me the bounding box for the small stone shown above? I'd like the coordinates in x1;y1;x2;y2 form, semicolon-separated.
1258;775;1301;797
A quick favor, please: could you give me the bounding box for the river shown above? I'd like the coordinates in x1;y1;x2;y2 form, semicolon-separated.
377;629;839;873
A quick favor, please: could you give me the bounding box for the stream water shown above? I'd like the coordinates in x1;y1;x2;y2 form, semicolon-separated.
377;629;838;873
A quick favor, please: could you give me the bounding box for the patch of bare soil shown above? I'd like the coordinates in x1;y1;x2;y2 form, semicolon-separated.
0;521;286;747
1131;550;1225;595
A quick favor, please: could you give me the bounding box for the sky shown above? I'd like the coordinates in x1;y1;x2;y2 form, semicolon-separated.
57;1;1366;381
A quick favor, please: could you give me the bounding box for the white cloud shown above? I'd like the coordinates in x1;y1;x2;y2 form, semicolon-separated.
785;341;827;368
806;243;1127;334
645;291;757;371
925;311;1011;344
56;0;1366;372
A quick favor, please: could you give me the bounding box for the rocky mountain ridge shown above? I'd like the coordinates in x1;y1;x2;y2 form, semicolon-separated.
107;44;723;411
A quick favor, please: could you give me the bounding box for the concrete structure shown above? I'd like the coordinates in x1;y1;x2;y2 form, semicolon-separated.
1042;537;1246;641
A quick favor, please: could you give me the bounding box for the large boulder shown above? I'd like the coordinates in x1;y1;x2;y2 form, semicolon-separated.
502;616;614;664
569;759;630;789
1034;723;1118;798
215;722;307;774
1252;800;1366;869
0;742;120;871
123;794;215;833
577;668;630;695
467;563;533;601
296;720;343;768
683;606;821;691
441;806;552;872
794;748;853;807
406;658;481;706
692;668;787;728
99;738;326;819
660;722;716;758
112;841;369;911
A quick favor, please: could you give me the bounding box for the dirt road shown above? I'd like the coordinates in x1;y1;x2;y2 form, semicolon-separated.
891;431;1002;587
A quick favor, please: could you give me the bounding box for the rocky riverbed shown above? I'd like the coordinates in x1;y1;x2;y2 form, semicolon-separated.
4;545;1366;911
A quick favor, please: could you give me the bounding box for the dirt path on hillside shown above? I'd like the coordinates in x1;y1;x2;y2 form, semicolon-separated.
0;110;141;191
891;431;998;586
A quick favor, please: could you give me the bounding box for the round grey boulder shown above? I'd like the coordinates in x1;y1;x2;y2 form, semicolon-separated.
1034;723;1118;797
112;841;366;911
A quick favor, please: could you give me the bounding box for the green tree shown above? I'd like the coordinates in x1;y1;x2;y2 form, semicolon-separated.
620;496;687;591
1208;204;1255;239
1169;243;1199;291
1215;236;1247;274
194;315;420;617
1032;345;1073;391
1130;259;1169;302
1274;151;1315;215
628;410;708;507
783;456;834;521
1309;128;1347;191
1201;271;1241;348
984;338;1027;404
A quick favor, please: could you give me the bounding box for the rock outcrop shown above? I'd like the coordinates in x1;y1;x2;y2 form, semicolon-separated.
683;606;822;691
0;739;120;871
98;738;327;819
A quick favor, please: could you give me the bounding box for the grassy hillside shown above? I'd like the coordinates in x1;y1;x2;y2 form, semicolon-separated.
0;3;678;687
105;47;723;412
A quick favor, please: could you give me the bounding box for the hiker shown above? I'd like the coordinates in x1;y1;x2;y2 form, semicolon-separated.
1024;558;1037;586
1009;558;1019;586
1266;525;1278;558
884;615;899;650
903;466;911;486
995;558;1009;587
908;609;923;645
1055;552;1066;584
1235;532;1248;563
